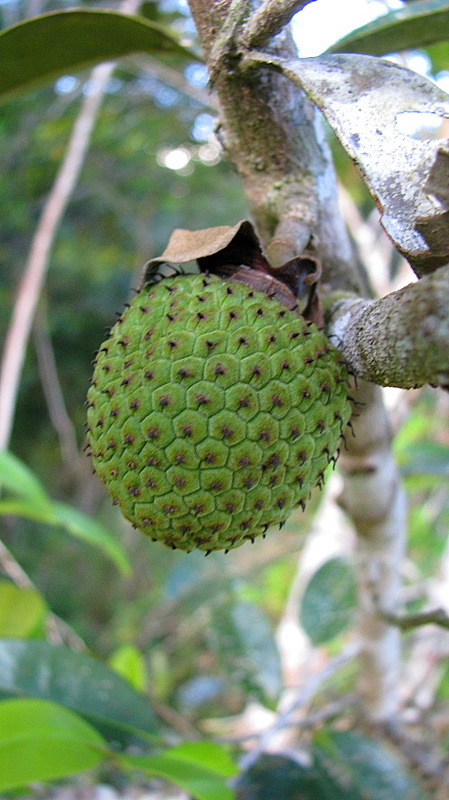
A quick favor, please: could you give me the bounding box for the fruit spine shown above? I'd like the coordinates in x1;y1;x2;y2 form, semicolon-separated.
86;272;351;553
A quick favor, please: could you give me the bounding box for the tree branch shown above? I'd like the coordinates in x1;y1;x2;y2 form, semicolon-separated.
188;0;406;724
0;61;115;451
326;264;449;389
188;0;363;293
338;381;406;722
33;306;83;474
241;0;316;50
380;608;449;631
238;644;359;771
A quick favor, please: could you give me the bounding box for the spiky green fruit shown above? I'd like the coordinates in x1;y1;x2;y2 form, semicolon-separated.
86;273;351;553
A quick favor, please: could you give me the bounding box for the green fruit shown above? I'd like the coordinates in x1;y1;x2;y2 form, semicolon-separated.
86;273;351;553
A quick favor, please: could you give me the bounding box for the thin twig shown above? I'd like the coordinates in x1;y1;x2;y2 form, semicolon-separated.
381;608;449;632
135;54;218;109
0;62;114;450
33;305;82;475
0;0;141;644
0;538;87;650
238;643;359;771
219;695;357;744
0;0;141;452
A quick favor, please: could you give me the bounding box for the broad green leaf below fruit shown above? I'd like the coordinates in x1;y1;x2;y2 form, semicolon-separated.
120;748;237;800
0;450;51;509
165;741;239;779
235;731;424;800
328;0;449;56
0;639;160;746
0;583;47;639
313;729;425;800
0;698;106;793
0;9;201;103
108;644;148;693
0;450;130;575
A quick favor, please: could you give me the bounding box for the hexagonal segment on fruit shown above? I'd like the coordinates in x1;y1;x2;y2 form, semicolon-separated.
173;409;209;444
166;465;201;495
185;489;216;517
227;440;263;471
170;356;205;387
141;411;176;448
186;380;226;416
193;329;228;357
203;353;239;386
247;412;279;445
259;380;292;419
225;383;259;420
209;409;246;445
152;383;187;417
239;352;271;387
165;439;198;469
200;467;233;493
160;331;195;360
140;466;171;496
195;437;229;468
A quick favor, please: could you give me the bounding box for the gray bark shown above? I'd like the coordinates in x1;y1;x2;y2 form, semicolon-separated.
188;0;406;722
327;265;449;389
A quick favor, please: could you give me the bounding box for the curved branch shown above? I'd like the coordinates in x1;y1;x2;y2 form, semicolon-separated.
241;0;315;50
327;264;449;389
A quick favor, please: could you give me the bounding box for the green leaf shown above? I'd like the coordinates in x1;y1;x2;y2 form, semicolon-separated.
0;451;130;575
0;499;57;523
0;698;106;792
210;599;282;701
109;644;148;693
235;753;348;800
0;9;201;103
0;583;47;639
328;0;449;56
401;441;449;476
52;502;131;576
166;741;238;779
121;749;236;800
0;450;51;509
313;729;425;800
300;558;356;645
0;639;160;746
235;738;425;800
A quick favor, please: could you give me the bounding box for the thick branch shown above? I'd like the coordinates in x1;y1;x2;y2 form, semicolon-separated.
188;0;405;723
381;608;449;632
338;382;406;721
241;0;315;50
188;0;363;293
327;264;449;389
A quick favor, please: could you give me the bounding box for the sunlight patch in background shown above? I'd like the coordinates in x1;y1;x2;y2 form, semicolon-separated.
293;0;403;56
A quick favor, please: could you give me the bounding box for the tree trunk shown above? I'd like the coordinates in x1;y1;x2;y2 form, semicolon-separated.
187;0;405;722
